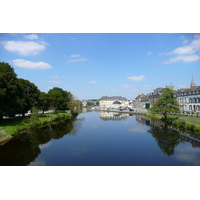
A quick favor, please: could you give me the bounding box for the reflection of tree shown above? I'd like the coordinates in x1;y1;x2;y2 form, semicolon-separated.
148;120;181;156
0;117;83;166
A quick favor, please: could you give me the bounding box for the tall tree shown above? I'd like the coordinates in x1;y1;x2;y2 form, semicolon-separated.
48;92;67;112
37;92;50;114
149;88;180;121
0;62;21;119
48;87;73;110
17;78;40;116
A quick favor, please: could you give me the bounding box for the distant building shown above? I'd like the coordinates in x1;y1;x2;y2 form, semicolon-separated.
133;76;200;112
99;95;129;109
175;76;200;112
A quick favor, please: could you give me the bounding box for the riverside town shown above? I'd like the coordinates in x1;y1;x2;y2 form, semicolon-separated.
0;33;200;166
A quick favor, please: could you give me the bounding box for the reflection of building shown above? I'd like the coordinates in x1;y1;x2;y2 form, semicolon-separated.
135;115;151;126
99;111;129;121
99;95;129;109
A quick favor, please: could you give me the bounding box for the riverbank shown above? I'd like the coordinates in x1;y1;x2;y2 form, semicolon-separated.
145;112;200;133
0;111;72;137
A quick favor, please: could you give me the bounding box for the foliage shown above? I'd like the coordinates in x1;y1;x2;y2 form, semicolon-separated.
145;112;200;133
0;62;21;119
0;62;81;121
179;120;186;128
17;78;40;116
149;88;180;121
37;92;50;113
48;87;73;111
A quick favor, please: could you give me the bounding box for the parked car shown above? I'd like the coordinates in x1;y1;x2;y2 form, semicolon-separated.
129;108;134;111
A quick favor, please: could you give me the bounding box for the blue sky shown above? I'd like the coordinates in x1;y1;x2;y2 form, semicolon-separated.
0;33;200;100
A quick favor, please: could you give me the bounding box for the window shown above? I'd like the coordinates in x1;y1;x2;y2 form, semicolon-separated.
189;105;192;110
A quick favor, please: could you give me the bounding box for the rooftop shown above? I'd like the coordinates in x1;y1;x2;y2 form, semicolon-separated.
99;96;128;101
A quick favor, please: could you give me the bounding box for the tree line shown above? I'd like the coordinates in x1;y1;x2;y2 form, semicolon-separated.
0;62;82;120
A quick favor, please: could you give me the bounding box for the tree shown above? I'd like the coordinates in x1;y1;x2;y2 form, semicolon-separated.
48;87;73;110
68;96;82;115
17;78;40;116
0;62;21;119
37;92;50;114
48;92;67;112
149;88;180;121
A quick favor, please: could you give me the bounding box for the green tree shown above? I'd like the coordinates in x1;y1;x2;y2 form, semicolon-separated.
149;88;180;121
37;92;50;114
48;92;67;112
48;87;73;110
68;96;82;115
17;78;40;117
0;62;21;119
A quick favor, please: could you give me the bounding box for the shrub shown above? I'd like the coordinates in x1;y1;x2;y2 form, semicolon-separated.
179;120;186;128
190;123;196;131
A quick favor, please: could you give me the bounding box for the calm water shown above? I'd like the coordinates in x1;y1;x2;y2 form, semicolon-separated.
1;111;200;166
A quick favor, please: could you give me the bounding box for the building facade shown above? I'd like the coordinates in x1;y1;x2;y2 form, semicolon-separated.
133;76;200;113
176;88;200;112
99;95;129;109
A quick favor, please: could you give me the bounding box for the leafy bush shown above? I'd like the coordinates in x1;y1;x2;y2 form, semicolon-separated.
190;123;196;131
179;120;186;128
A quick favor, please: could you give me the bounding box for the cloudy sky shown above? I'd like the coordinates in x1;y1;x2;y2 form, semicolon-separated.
0;33;199;100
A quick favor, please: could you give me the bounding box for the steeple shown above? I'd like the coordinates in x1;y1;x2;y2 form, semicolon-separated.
190;75;196;88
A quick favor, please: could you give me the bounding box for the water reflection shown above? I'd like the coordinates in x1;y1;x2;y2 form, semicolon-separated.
1;111;200;166
135;115;200;157
0;117;83;166
99;111;129;122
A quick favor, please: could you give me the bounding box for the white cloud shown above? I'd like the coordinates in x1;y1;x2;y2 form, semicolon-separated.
180;35;189;44
164;55;200;64
127;75;145;81
162;34;200;64
71;58;87;62
71;54;80;57
68;54;87;62
89;81;98;84
41;80;63;84
147;51;151;55
51;76;59;78
2;40;46;56
24;34;39;40
170;45;195;55
47;80;63;84
121;84;135;89
13;59;52;69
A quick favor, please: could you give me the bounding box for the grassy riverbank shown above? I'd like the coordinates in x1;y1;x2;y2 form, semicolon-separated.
0;111;72;136
145;113;200;133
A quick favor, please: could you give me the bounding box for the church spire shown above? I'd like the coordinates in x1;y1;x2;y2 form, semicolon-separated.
190;75;196;88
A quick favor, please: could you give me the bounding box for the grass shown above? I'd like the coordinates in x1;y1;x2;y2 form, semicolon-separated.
0;111;71;136
145;112;200;133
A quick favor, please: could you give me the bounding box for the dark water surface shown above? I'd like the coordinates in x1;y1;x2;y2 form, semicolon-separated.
1;111;200;166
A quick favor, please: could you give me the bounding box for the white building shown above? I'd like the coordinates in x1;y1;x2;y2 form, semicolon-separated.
176;76;200;112
99;95;129;109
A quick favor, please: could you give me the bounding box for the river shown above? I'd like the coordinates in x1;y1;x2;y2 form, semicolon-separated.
0;111;200;166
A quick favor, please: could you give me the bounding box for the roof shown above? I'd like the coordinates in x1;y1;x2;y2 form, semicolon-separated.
99;96;128;101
